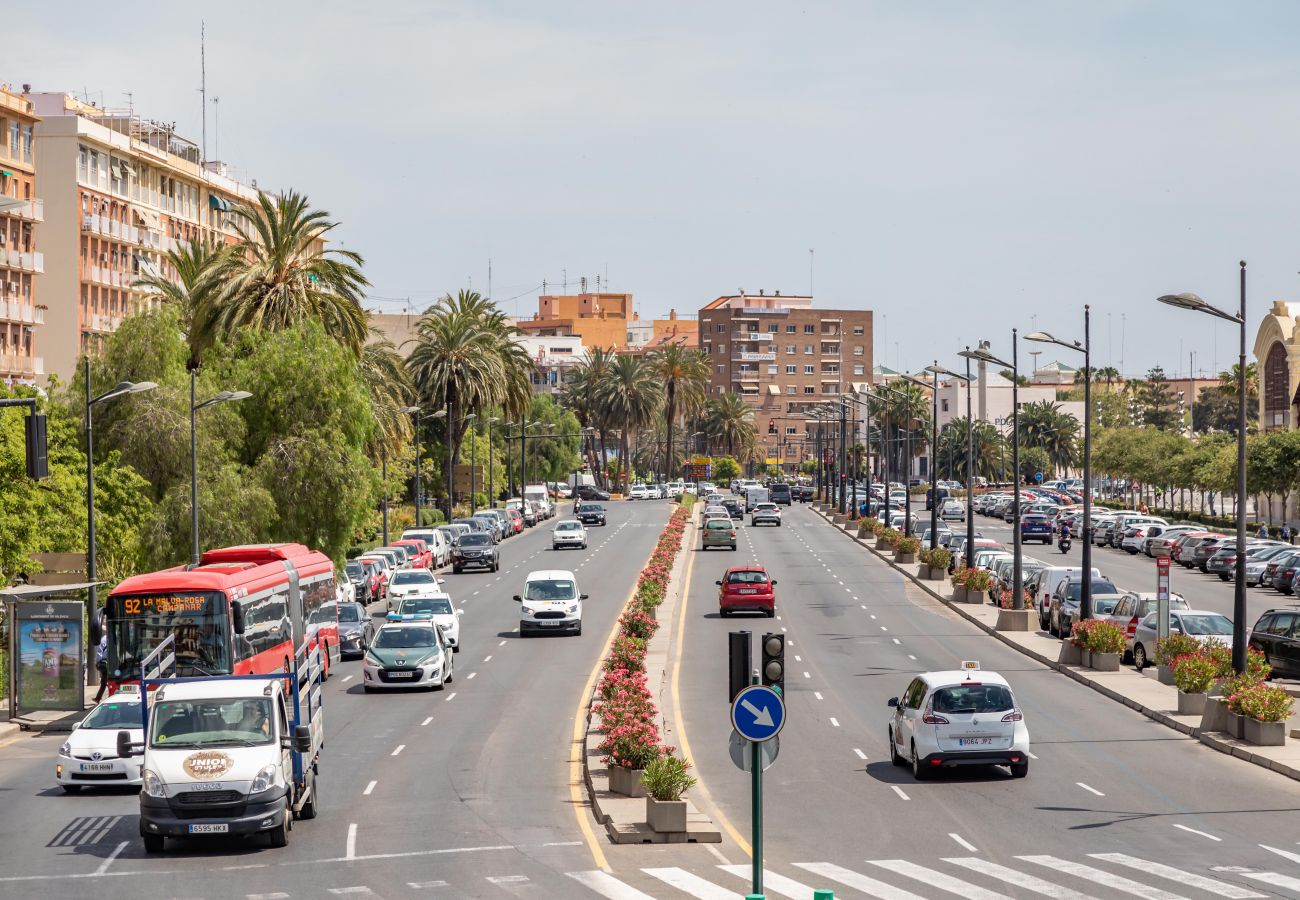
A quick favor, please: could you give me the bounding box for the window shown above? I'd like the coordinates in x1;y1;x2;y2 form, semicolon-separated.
785;345;795;354
786;386;797;395
767;323;779;333
767;365;778;375
853;325;865;335
719;343;726;353
786;365;796;374
853;346;865;356
853;365;865;375
716;323;725;333
804;386;816;394
785;324;796;334
804;324;815;334
716;365;724;374
803;365;814;374
804;345;813;355
703;343;712;354
739;363;754;373
786;426;797;435
824;365;839;374
823;384;839;394
941;399;950;412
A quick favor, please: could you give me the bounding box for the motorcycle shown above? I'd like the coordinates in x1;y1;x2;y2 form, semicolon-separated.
1058;534;1072;554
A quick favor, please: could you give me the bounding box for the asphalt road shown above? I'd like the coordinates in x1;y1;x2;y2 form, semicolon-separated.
0;500;672;900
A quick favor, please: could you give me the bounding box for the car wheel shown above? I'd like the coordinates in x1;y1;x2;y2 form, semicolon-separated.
575;623;583;636
142;833;165;854
720;609;729;618
453;644;460;654
889;728;906;766
910;742;930;781
298;777;318;820
445;660;454;682
1132;643;1148;671
1010;759;1029;778
61;784;82;793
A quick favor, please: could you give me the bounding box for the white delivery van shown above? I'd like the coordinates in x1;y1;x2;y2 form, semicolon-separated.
515;569;585;637
524;484;553;519
745;485;771;511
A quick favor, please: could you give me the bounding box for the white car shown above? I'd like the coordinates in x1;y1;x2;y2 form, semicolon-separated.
363;617;453;691
939;499;966;522
57;686;145;791
628;484;649;500
385;569;443;613
699;482;716;494
394;594;463;653
516;569;585;637
552;519;588;550
887;664;1029;780
750;502;782;527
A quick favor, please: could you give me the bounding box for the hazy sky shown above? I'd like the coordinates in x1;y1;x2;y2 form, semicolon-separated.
11;1;1300;379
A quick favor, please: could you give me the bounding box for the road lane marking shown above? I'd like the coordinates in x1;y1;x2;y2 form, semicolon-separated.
853;748;868;760
948;834;978;852
1018;856;1185;899
407;882;449;889
1171;824;1220;841
467;672;477;679
720;865;817;898
363;780;377;796
329;889;377;897
1089;853;1263;898
643;868;735;899
891;786;910;800
1075;782;1104;796
1260;844;1300;865
421;716;432;726
248;894;290;899
341;675;353;683
1026;751;1038;759
445;692;456;701
892;638;901;645
568;870;658;899
345;823;358;859
803;671;811;679
795;862;928;899
829;717;840;727
391;745;405;756
499;640;507;646
486;875;529;884
814;692;823;700
94;841;128;876
868;859;1009;899
484;655;492;662
1246;872;1300;892
945;858;1099;900
908;654;917;660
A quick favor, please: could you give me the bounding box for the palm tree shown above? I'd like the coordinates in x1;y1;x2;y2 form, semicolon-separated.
649;345;710;479
594;354;661;491
564;347;618;488
360;323;415;462
937;418;1006;481
698;394;755;458
1017;400;1080;472
213;191;369;356
133;238;231;368
1093;366;1121;391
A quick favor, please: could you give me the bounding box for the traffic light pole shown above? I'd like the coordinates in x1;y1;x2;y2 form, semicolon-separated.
750;671;763;900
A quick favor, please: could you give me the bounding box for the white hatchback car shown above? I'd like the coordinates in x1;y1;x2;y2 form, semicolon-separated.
628;484;649;500
395;593;463;653
552;519;588;550
385;568;443;613
57;685;145;791
887;665;1029;780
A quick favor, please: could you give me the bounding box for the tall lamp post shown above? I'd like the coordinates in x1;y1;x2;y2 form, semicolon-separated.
1157;271;1248;673
85;367;157;685
1026;314;1092;622
486;416;500;507
881;383;916;536
961;339;1023;611
409;408;447;527
902;368;946;551
950;353;977;567
841;393;874;520
190;377;252;564
464;413;479;514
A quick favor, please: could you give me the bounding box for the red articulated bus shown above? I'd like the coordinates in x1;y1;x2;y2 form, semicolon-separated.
104;543;340;691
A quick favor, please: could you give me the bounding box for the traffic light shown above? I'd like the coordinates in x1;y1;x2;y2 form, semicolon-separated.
728;631;751;702
761;632;785;696
24;412;47;480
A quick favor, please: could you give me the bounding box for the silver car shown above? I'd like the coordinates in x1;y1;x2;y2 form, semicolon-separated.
1131;609;1233;670
750;502;782;527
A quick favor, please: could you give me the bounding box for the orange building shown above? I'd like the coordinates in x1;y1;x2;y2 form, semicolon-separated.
516;291;632;350
0;85;43;384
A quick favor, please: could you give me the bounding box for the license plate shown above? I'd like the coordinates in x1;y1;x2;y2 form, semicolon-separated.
738;589;757;595
386;671;414;678
540;621;562;627
79;762;115;772
958;737;995;747
188;823;229;834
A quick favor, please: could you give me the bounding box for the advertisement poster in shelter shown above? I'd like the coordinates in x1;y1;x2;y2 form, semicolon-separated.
13;601;84;714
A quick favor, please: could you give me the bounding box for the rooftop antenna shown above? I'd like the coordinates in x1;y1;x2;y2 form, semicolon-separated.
211;95;220;163
562;267;567;293
487;257;492;300
199;20;207;163
809;248;815;297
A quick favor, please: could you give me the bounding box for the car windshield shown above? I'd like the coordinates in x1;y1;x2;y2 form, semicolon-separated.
557;522;582;531
345;562;362;577
1181;614;1234;635
392;571;435;585
374;626;436;649
931;683;1015;714
338;604;363;623
81;700;142;729
150;697;275;748
525;579;577;601
726;571;769;585
459;534;490;547
1064;580;1117;601
579;504;602;512
401;598;454;616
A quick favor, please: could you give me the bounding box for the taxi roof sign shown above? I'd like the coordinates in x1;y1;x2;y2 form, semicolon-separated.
961;660;981;671
385;612;434;621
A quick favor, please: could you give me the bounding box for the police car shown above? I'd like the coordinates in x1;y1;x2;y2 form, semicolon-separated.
362;614;453;691
886;662;1029;780
57;685;145;792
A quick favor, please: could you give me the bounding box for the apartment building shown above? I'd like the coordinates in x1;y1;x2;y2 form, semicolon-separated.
515;291;632;350
698;291;873;463
29;91;261;381
0;86;43;384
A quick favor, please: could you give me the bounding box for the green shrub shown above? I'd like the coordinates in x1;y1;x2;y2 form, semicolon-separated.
896;536;920;555
920;547;952;570
1154;633;1201;666
1172;652;1217;695
641;754;697;801
1230;683;1294;722
1081;620;1126;654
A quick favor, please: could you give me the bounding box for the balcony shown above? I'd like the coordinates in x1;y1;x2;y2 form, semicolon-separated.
17;251;42;273
0;300;41;324
3;198;43;222
0;352;37;376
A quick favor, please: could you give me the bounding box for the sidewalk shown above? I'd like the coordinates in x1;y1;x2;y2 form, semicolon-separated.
0;683;100;742
808;502;1300;784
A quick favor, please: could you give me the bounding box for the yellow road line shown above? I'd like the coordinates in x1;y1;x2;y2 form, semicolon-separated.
671;528;753;857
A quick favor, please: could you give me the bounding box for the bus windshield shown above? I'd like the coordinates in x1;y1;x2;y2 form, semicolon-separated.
106;591;231;679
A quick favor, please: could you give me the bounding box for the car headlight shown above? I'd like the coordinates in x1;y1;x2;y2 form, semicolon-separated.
141;768;166;798
364;652;383;666
250;763;277;794
59;741;72;758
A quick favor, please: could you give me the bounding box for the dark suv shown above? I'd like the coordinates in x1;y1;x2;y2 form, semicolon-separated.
573;484;611;501
1250;609;1300;678
769;483;792;505
451;533;499;573
722;498;744;520
576;503;607;526
1019;514;1054;545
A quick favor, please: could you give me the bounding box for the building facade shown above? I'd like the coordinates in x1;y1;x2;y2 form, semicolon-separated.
1253;300;1300;433
0;86;43;384
698;292;873;466
515;291;632;350
29;91;261;381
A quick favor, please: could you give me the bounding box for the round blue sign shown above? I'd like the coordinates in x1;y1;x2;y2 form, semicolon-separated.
731;684;786;742
1034;471;1044;483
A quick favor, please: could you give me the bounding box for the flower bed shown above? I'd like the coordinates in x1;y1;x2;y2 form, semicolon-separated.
919;547;951;571
1071;619;1126;654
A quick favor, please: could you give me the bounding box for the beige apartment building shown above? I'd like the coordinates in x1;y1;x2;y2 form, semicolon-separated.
29;91;261;381
698;292;873;464
0;86;43;384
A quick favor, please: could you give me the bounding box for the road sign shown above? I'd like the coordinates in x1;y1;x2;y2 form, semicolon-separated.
1034;471;1044;483
1156;556;1171;641
729;731;779;771
731;684;785;742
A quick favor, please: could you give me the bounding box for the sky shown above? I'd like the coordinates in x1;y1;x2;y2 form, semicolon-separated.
10;1;1300;380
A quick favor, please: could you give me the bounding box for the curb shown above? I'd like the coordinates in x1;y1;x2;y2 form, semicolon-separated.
811;507;1300;785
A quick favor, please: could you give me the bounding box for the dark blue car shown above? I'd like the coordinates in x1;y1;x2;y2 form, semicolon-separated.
1019;514;1054;544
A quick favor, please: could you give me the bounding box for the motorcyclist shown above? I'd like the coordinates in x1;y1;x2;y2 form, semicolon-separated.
1059;521;1072;551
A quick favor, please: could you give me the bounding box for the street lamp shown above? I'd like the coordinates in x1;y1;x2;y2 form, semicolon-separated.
486;417;500;507
1157;266;1248;673
946;353;978;568
407;408;446;527
85;365;156;685
880;383;917;536
1026;312;1093;623
464;413;479;514
961;339;1024;613
904;369;944;551
841;393;874;521
190;377;251;564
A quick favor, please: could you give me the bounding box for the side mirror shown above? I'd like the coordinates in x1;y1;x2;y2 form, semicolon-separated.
771;580;778;586
715;580;723;586
580;593;589;600
512;595;522;602
116;729;140;758
89;614;103;645
232;600;246;635
457;609;465;616
293;724;312;753
887;697;899;708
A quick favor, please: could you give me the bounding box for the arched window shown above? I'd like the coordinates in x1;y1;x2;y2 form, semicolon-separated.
1264;342;1290;429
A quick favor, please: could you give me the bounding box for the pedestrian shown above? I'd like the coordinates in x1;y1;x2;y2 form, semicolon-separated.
1282;523;1293;545
1208;492;1216;516
1258;522;1270;540
92;632;109;703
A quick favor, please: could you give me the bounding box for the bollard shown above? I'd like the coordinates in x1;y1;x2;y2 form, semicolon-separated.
745;895;765;900
813;891;835;900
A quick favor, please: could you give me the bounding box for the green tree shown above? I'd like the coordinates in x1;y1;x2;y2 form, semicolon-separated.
1132;366;1181;431
1019;446;1052;483
711;456;741;484
1017;400;1080;472
133;238;231;368
696;393;756;459
595;355;661;492
649;345;710;479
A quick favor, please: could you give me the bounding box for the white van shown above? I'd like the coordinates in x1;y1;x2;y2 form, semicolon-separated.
744;485;771;511
524;484;553;519
1029;565;1102;629
515;569;585;637
402;528;450;568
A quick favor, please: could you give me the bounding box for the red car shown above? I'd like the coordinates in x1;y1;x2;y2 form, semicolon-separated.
393;539;432;568
717;566;778;618
506;508;524;534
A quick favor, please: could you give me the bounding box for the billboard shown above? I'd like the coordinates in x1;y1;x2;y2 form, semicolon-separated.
12;600;84;714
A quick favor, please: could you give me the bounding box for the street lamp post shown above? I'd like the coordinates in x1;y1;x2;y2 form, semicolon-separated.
882;383;916;536
487;417;500;507
190;372;251;564
1157;268;1248;673
85;364;157;685
465;413;479;514
1026;313;1093;621
408;408;446;527
838;400;848;515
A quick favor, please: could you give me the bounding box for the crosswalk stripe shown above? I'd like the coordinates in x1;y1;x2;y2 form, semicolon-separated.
642;867;736;899
1017;855;1190;900
793;862;929;900
1244;872;1300;892
944;857;1100;900
868;859;1013;900
719;864;817;899
1089;853;1266;898
566;871;658;900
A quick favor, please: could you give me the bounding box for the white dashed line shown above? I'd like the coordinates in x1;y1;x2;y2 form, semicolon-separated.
1172;824;1221;841
499;640;507;646
814;692;824;700
483;655;492;663
908;654;917;661
853;748;867;760
345;823;358;859
1076;782;1105;796
363;780;377;796
803;671;811;679
829;717;840;727
445;692;457;701
950;833;978;852
1027;751;1038;759
892;638;901;645
341;675;353;683
892;786;910;800
421;716;432;726
467;672;477;680
391;745;405;756
794;655;802;662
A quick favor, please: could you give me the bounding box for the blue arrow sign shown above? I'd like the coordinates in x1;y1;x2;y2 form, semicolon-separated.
731;684;785;742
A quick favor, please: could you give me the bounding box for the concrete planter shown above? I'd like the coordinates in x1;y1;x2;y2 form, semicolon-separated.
1200;697;1228;733
926;566;946;581
1058;642;1083;666
895;552;917;565
951;585;968;604
995;609;1034;632
1226;712;1245;740
1089;651;1121;672
1156;665;1176;686
875;538;891;550
645;797;688;833
1243;718;1286;746
1176;690;1207;716
607;765;646;797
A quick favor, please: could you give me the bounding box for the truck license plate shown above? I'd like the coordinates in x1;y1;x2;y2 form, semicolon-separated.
188;823;229;834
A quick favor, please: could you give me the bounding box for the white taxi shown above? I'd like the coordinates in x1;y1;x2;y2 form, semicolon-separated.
385;569;444;613
395;594;463;653
887;663;1029;780
552;519;588;550
57;685;145;792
